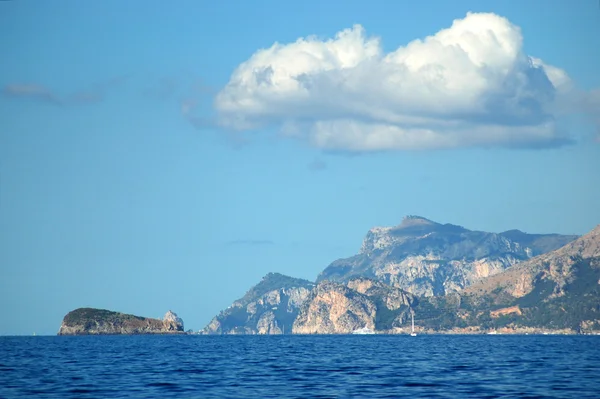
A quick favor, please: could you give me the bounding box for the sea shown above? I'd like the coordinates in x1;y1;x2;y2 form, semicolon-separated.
1;335;599;398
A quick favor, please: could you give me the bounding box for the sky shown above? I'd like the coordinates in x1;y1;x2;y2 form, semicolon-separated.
1;0;599;336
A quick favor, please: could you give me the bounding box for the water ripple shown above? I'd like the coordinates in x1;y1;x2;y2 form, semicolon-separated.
1;335;600;398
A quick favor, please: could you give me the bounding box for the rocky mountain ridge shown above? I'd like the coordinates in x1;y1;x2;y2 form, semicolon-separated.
317;216;577;296
414;225;600;333
465;224;600;298
201;273;314;334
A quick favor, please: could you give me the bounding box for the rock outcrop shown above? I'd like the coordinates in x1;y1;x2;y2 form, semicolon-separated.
57;308;184;335
162;310;185;331
201;273;314;334
292;278;415;334
317;216;577;296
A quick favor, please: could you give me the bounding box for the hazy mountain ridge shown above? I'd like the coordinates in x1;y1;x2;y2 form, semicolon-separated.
317;216;577;296
201;273;314;334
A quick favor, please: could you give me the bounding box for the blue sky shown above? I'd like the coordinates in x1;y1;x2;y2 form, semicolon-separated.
1;0;599;335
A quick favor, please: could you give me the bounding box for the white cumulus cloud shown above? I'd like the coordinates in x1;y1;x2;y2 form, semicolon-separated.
214;12;588;151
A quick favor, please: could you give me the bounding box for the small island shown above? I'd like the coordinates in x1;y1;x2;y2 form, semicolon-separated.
57;308;184;335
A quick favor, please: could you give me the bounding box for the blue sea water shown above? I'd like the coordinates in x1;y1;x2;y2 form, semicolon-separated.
1;335;599;398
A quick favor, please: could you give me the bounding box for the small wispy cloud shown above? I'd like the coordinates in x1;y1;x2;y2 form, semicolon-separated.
584;89;600;143
179;96;251;149
176;78;220;130
180;98;196;116
180;101;217;130
3;84;61;105
2;75;129;106
308;158;327;171
189;81;216;95
68;91;104;104
226;239;275;246
142;78;178;101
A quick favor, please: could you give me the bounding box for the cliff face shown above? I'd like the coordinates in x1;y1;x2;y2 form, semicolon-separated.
201;273;314;334
292;278;415;334
57;308;184;335
465;225;600;299
417;225;600;333
317;216;577;297
464;225;600;301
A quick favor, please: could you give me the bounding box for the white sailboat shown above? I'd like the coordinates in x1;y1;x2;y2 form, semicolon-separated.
410;310;417;337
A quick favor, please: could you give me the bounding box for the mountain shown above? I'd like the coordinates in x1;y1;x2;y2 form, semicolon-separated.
201;218;593;334
293;277;415;334
415;225;600;333
57;308;184;335
201;273;314;334
317;216;578;297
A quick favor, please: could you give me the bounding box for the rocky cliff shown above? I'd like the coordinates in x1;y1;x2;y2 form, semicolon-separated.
57;308;184;335
415;224;600;333
292;278;415;334
465;225;600;299
317;216;577;297
201;273;314;334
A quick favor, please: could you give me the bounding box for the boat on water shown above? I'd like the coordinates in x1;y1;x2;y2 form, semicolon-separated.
352;326;375;335
410;310;417;336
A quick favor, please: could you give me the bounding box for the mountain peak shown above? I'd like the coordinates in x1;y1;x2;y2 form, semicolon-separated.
262;272;287;281
238;273;315;307
569;223;600;258
398;215;437;228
